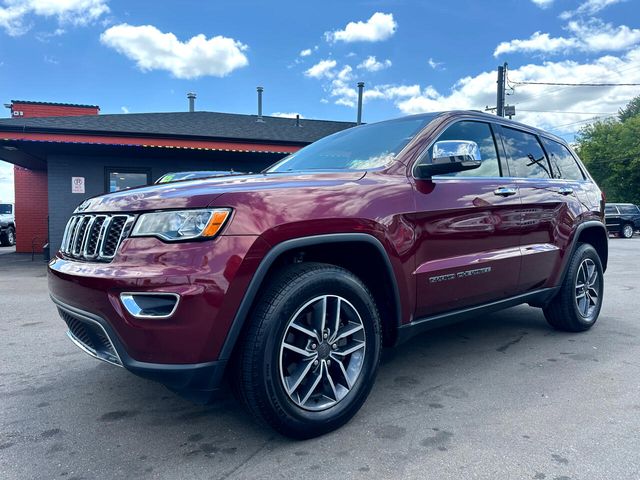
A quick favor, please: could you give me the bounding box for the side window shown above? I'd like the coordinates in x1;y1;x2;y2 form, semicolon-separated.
541;138;585;181
619;205;638;215
430;121;500;177
605;205;618;215
501;127;551;178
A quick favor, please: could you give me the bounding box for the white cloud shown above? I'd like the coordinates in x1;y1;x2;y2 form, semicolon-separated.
100;24;249;79
561;0;627;18
531;0;554;8
299;48;312;57
494;31;578;56
121;106;129;113
325;12;397;43
428;57;444;70
357;55;392;72
271;112;303;118
304;58;337;79
494;19;640;56
395;46;640;135
0;161;14;203
0;0;109;36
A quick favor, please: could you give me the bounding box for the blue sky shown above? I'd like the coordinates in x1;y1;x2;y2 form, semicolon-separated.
1;0;640;201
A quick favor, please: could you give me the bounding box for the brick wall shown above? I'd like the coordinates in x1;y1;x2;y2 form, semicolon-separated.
10;102;99;118
14;166;48;253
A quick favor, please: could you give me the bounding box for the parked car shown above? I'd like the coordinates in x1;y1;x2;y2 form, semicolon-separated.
604;203;640;238
48;111;608;438
155;171;234;184
0;202;15;247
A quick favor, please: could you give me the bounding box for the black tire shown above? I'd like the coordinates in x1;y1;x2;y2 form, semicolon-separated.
621;223;634;239
0;226;15;247
543;243;604;332
232;262;382;439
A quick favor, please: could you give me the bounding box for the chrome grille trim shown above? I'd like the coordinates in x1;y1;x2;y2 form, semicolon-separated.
60;213;135;262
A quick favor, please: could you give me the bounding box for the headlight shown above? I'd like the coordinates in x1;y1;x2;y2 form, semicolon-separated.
131;208;231;241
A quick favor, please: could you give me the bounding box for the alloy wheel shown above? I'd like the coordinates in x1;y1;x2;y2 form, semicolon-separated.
574;258;600;319
623;224;634;238
278;295;366;411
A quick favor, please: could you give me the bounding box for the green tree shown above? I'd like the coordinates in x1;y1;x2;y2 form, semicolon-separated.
575;96;640;205
618;96;640;122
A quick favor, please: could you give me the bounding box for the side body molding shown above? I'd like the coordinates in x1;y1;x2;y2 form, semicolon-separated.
217;233;403;361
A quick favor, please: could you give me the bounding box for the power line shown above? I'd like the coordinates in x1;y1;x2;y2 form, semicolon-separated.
508;80;640;87
518;109;616;115
505;65;640;103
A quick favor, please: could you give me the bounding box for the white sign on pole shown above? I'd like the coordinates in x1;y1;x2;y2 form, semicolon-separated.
72;177;85;194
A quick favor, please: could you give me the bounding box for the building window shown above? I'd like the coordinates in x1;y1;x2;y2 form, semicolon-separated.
105;167;151;193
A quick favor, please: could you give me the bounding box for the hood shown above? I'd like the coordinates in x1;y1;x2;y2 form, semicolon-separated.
76;171;366;213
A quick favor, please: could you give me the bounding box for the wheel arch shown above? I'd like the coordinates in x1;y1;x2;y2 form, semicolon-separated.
574;221;608;272
218;233;403;362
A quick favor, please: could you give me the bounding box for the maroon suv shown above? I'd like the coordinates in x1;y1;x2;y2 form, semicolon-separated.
48;111;607;438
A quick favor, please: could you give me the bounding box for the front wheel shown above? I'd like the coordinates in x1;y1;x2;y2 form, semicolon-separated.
0;226;15;247
232;262;381;438
621;223;634;239
543;243;604;332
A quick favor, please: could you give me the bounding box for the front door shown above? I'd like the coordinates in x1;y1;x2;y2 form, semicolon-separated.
410;120;523;319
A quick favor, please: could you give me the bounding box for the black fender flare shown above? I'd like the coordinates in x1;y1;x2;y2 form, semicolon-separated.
559;220;608;286
217;233;402;361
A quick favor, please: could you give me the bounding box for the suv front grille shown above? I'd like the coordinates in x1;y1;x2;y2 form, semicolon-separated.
61;214;135;262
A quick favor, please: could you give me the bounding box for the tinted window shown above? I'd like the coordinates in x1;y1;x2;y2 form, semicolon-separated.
267;115;436;172
541;138;584;181
429;121;500;177
605;205;619;214
107;169;150;192
501;127;551;178
0;204;12;214
618;205;639;214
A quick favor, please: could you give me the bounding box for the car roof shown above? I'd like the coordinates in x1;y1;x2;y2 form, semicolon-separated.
396;110;569;145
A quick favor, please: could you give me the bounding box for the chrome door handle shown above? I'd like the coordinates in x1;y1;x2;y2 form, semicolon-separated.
494;187;517;197
558;187;574;195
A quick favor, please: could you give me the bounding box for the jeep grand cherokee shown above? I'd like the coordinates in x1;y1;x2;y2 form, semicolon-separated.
48;111;607;438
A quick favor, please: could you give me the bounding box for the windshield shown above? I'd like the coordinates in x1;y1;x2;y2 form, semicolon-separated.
156;171;231;184
0;204;12;214
267;115;436;173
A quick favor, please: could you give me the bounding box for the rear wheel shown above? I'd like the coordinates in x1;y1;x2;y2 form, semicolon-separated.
621;223;634;238
233;262;381;439
544;243;603;332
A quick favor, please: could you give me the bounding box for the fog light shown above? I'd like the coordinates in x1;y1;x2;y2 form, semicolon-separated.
120;293;180;319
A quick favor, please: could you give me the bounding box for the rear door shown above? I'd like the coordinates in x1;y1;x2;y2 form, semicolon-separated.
497;126;585;292
604;205;621;232
410;119;523;318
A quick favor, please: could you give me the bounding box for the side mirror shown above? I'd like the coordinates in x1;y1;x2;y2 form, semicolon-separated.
415;140;482;179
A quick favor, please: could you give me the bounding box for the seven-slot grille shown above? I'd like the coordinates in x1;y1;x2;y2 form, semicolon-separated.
61;214;135;261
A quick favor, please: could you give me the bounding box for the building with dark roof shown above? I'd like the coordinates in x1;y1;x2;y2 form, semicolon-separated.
0;99;356;254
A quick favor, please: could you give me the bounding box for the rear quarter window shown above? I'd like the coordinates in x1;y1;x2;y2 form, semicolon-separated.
541;137;585;181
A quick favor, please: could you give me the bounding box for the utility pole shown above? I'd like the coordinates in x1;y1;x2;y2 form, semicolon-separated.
496;62;507;117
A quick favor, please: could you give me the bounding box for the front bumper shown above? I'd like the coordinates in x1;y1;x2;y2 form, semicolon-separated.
52;295;227;393
48;235;265;365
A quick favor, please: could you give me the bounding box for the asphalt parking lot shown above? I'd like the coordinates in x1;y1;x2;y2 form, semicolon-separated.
1;239;639;480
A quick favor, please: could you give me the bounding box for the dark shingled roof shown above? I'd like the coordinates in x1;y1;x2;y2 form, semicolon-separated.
0;111;357;145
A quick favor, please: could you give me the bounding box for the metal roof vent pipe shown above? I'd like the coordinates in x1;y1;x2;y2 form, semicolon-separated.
296;114;301;127
187;92;196;112
356;82;364;125
256;86;264;122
